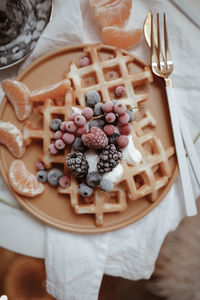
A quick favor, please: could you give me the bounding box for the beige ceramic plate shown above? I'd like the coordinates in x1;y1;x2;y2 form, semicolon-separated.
0;45;178;233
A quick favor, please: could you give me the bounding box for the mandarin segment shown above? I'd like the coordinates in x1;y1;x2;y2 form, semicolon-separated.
0;121;25;158
9;160;44;197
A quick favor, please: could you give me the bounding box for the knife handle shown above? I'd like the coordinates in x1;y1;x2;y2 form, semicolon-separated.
166;86;197;216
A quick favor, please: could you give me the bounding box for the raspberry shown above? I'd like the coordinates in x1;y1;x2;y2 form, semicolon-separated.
119;123;132;135
76;126;87;136
63;132;75;144
114;103;126;115
36;161;45;171
74;115;86;127
65;121;77;133
86;90;101;107
79;56;91;67
60;121;68;132
66;151;89;178
105;112;116;123
59;175;70;188
82;127;108;149
97;144;122;174
102;101;114;113
81;107;93;120
126;109;135;122
104;124;115;136
55;139;65;150
93;103;103;116
118;112;130;125
117;135;129;148
70;112;80;121
115;85;126;97
54;130;63;140
49;143;58;155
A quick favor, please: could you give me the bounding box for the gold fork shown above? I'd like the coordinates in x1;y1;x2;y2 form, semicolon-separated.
150;13;197;216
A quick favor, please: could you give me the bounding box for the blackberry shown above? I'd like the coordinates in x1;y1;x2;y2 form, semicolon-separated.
66;151;88;178
97;144;122;174
108;132;119;145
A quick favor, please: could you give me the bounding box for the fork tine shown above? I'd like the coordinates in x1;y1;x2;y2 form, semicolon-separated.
157;13;165;70
164;13;172;67
150;13;158;66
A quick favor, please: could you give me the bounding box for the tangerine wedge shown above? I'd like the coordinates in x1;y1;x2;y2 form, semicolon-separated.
89;0;132;28
9;160;44;197
102;26;142;50
0;121;25;158
2;79;32;121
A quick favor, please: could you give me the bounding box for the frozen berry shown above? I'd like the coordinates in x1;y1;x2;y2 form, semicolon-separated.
79;183;93;197
76;126;87;136
89;118;105;130
37;170;48;183
66;152;88;178
47;168;63;186
74;115;86;127
72;137;88;152
82;107;93;120
86;90;101;107
49;143;58;155
119;123;132;135
79;56;91;67
97;144;122;174
63;132;75;144
65;121;77;133
105;112;116;123
117;135;129;148
118;112;130;125
86;172;102;188
115;85;126;97
82;127;108;149
108;132;120;145
55;139;65;150
104;124;115;136
126;109;135;122
102;101;114;113
50;119;62;131
70;112;80;121
93;103;103;116
100;178;113;192
114;103;126;115
60;121;68;132
59;175;70;188
54;130;63;140
36;161;45;171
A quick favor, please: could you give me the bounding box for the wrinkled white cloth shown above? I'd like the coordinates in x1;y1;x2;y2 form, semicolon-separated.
0;0;200;300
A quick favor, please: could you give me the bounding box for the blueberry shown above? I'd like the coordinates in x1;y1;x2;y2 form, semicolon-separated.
37;170;47;183
47;168;63;186
112;100;118;105
72;137;87;152
93;103;103;116
50;119;62;131
86;90;101;107
126;109;135;122
100;178;113;192
108;133;119;145
86;172;102;188
79;183;93;197
89;118;105;130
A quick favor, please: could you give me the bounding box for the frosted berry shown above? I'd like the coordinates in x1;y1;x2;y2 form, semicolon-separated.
76;126;87;136
74;115;86;127
82;127;108;149
36;161;45;171
118;112;130;125
105;112;116;123
81;107;93;120
72;137;88;152
120;123;132;135
79;56;91;67
97;144;122;174
66;152;88;178
86;172;102;188
117;135;129;148
102;101;114;113
63;132;75;144
89;118;105;130
49;143;58;155
37;170;48;183
59;175;70;188
70;112;80;121
50;119;62;131
126;109;135;122
86;90;101;107
47;168;63;186
115;85;126;97
108;132;119;145
55;139;65;150
79;183;93;197
114;103;126;115
65;121;77;133
60;121;68;132
93;103;103;116
104;124;115;136
54;130;63;140
100;178;113;192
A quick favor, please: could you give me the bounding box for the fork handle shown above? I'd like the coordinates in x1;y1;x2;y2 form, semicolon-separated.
166;86;197;216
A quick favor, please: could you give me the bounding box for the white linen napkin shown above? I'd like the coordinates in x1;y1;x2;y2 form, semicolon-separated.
0;0;200;299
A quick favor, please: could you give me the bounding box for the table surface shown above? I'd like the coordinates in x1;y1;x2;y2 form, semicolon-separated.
0;0;200;259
